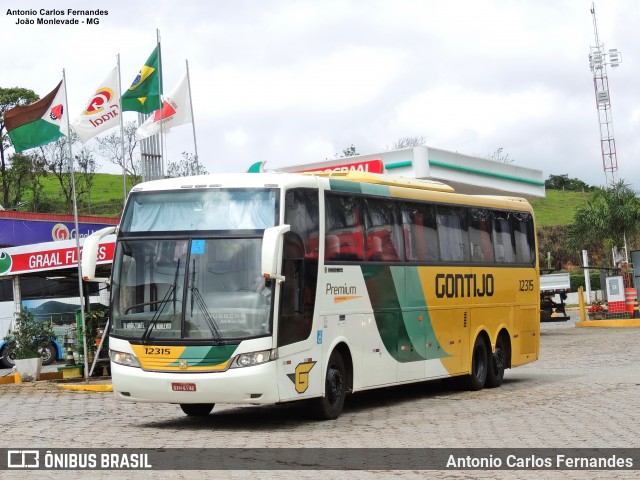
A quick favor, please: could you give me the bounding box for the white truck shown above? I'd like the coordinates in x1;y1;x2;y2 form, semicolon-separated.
540;273;571;322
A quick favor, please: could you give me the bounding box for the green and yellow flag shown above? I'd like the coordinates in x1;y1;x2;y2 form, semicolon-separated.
121;46;162;113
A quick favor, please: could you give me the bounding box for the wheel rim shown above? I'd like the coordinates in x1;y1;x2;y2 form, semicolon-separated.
41;347;52;363
327;367;344;406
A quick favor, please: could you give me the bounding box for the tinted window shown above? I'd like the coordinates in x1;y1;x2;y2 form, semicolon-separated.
364;198;403;261
436;206;469;262
492;211;517;263
325;194;364;261
401;202;440;262
285;189;320;259
468;208;495;263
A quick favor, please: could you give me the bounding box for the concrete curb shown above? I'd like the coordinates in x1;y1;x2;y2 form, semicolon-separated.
57;383;113;392
575;319;640;328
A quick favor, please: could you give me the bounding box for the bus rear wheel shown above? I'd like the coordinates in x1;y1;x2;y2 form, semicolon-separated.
180;403;214;417
486;335;507;388
312;351;346;420
462;336;488;391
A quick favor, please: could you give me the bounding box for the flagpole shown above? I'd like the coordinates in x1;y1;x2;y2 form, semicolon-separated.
156;28;165;176
117;54;127;205
62;69;89;382
185;59;199;160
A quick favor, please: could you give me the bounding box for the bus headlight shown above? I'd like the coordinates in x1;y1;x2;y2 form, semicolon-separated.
109;349;141;368
231;349;277;368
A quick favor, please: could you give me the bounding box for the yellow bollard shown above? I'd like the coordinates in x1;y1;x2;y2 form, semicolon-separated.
578;286;586;322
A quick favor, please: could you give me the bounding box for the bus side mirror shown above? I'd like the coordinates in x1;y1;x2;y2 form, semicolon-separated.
261;225;290;282
82;226;116;282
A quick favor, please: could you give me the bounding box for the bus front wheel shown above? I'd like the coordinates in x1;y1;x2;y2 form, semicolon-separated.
180;403;214;417
312;351;346;420
463;336;488;391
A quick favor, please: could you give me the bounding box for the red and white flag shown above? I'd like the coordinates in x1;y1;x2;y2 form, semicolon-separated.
136;74;191;140
71;67;121;143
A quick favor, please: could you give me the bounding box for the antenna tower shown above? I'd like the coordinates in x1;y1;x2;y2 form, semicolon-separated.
588;2;621;187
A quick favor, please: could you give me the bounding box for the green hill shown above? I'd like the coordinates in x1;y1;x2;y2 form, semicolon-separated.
529;189;587;227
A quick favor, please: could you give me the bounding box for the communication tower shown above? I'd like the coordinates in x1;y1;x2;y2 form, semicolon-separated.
588;2;621;186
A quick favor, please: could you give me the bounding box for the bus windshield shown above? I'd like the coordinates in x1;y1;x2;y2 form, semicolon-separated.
120;189;277;232
110;237;272;341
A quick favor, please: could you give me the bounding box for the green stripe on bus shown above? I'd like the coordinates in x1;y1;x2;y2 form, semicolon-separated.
170;345;237;367
363;266;447;363
328;178;363;193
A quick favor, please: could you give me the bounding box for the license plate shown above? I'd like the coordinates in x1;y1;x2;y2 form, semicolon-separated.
172;383;196;392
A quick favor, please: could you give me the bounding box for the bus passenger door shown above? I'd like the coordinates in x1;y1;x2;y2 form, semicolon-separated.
275;233;322;401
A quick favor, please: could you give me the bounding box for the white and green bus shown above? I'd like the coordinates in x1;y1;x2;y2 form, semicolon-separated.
82;171;539;419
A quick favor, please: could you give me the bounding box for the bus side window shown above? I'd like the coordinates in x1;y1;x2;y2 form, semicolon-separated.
402;203;439;262
436;206;469;262
512;212;535;264
284;189;320;259
492;212;516;263
325;194;364;261
364;197;402;262
468;208;494;263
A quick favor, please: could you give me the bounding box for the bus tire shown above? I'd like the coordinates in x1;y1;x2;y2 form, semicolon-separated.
485;334;507;388
180;403;214;417
312;351;346;420
463;336;488;391
41;344;57;366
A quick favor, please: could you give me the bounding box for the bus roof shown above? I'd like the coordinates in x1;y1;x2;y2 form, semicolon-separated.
128;172;532;212
303;171;455;193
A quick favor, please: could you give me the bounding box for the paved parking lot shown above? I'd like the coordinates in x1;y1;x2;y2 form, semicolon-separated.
1;313;639;479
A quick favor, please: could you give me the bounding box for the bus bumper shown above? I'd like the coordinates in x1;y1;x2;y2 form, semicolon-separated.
111;361;280;404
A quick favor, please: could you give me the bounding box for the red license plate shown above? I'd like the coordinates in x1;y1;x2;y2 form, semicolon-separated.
172;382;196;392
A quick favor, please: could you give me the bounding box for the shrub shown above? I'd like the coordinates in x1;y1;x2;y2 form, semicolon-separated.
3;309;56;359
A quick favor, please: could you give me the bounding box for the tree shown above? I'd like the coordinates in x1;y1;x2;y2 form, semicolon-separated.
392;136;426;150
0;87;39;207
545;173;592;192
75;146;97;213
341;144;359;157
23;152;50;212
567;180;640;263
38;131;87;214
487;147;514;164
4;152;47;210
95;121;142;190
167;152;207;177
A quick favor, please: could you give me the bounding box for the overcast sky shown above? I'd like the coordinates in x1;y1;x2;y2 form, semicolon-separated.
2;0;639;188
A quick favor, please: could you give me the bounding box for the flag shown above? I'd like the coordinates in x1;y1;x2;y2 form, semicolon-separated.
4;81;68;153
121;46;162;113
136;74;191;140
71;67;121;142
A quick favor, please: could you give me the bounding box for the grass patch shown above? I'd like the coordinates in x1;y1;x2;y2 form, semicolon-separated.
529;189;588;227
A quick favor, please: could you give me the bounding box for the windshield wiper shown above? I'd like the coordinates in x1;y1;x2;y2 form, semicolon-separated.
190;259;222;339
141;260;180;343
